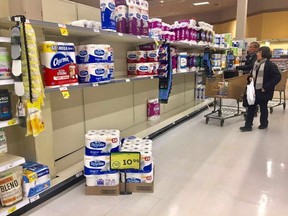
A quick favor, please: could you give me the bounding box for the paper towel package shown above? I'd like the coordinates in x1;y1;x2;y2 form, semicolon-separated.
128;1;141;35
22;162;50;198
115;5;128;33
100;0;116;32
140;0;149;36
76;44;113;64
40;41;78;87
147;98;160;121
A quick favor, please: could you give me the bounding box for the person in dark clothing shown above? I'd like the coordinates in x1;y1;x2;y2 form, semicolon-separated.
236;42;260;74
240;46;281;132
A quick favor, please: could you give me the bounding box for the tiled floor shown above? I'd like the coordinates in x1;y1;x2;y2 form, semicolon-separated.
24;103;288;216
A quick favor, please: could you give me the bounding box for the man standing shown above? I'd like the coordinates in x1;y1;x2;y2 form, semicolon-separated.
236;42;260;74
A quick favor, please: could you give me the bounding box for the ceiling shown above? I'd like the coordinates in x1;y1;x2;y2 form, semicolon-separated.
148;0;237;18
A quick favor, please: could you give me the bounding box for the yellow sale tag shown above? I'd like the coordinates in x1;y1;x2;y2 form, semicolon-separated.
8;206;17;213
8;119;16;126
61;90;70;99
110;152;141;170
60;27;69;36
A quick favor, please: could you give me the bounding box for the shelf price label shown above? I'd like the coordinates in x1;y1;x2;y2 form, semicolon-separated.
59;87;70;99
8;119;17;126
58;24;69;36
8;206;17;214
110;152;141;170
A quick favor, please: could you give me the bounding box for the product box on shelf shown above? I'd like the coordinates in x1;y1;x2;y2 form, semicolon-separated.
85;185;120;196
22;162;51;198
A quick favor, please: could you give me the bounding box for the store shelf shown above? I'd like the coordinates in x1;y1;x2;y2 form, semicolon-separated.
0;153;25;173
170;41;228;51
0;37;11;43
44;75;159;92
0;198;29;216
0;79;14;85
0;118;19;129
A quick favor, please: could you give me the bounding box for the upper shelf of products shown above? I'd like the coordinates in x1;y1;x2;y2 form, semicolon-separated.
0;17;227;51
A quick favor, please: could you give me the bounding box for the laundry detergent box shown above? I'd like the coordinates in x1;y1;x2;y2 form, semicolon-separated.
22;162;51;198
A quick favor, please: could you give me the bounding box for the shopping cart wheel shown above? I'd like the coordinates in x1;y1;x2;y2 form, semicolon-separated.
270;107;273;114
283;103;286;109
206;118;209;124
220;120;224;127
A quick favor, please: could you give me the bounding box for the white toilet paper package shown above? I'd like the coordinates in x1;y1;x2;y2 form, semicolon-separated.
121;165;153;183
76;44;113;64
84;154;111;175
22;162;50;197
0;166;23;206
78;63;112;83
85;170;119;186
85;129;120;155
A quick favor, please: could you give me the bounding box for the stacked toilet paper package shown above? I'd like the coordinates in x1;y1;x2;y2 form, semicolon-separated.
76;44;114;83
84;129;120;190
84;130;154;195
100;0;149;36
127;49;159;76
120;137;154;185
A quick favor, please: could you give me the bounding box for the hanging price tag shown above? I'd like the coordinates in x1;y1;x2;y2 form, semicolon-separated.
59;87;70;99
110;152;141;170
58;24;69;36
8;119;17;126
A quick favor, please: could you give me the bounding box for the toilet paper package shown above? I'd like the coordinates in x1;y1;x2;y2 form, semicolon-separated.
121;166;153;183
85;130;120;155
41;41;78;87
140;0;149;36
84;154;110;175
86;171;119;186
76;44;113;64
135;63;154;75
78;63;111;83
22;162;51;198
115;0;126;6
0;166;23;206
127;51;147;63
128;0;141;35
147;98;160;121
100;0;116;32
127;63;137;75
147;50;158;62
116;5;128;33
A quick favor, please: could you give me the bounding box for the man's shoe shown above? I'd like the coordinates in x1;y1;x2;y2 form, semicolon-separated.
258;125;268;129
239;126;252;132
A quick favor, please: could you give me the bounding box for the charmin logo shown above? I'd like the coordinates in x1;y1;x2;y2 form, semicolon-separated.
128;54;136;59
142;15;149;20
139;66;149;71
79;50;88;56
90;160;105;168
95;68;105;75
90;141;106;149
94;49;105;56
80;70;88;76
50;53;72;69
108;2;115;10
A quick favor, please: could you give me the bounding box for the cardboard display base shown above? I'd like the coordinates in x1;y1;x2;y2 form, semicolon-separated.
85;185;120;196
120;182;154;193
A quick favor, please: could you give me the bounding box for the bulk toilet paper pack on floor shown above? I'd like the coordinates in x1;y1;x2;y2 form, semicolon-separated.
85;132;154;195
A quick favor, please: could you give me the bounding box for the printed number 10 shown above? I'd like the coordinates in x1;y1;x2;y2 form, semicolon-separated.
123;159;133;165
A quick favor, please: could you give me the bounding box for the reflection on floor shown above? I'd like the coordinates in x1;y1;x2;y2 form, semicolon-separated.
24;104;288;216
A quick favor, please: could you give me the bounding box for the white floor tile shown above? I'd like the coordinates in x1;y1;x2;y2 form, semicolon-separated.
23;104;288;216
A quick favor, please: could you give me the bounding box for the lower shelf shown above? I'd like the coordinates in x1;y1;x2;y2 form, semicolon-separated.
0;199;29;216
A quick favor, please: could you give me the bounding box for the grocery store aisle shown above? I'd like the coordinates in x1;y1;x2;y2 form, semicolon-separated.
24;104;288;216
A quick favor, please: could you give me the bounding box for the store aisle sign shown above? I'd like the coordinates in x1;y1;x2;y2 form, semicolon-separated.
110;152;140;170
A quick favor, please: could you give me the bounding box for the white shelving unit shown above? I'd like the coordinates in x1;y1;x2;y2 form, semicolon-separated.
0;198;29;216
0;153;25;172
0;79;14;86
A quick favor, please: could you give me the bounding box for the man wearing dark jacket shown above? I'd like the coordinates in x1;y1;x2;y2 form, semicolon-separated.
236;42;260;74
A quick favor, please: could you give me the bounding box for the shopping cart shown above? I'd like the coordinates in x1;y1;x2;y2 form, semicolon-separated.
268;70;288;113
204;74;248;126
